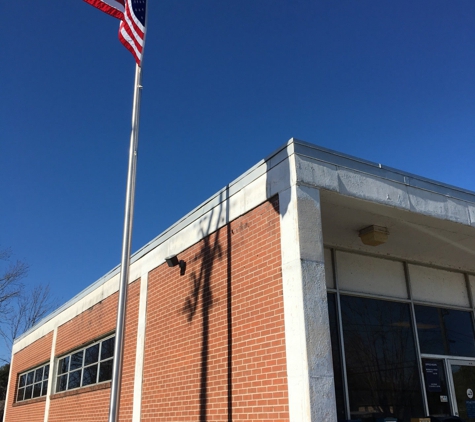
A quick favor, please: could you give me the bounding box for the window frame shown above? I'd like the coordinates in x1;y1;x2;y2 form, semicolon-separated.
55;334;115;393
16;362;50;402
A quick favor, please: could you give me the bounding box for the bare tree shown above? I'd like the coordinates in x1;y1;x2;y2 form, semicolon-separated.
0;248;55;362
6;284;54;345
0;248;28;319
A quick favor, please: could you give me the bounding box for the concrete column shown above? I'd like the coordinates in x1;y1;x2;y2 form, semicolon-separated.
44;327;58;422
279;183;336;421
132;271;149;422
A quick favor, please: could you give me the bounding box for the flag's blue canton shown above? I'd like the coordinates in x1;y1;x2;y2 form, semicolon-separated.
132;0;146;26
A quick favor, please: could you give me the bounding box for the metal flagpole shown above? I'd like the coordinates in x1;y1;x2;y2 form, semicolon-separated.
108;63;143;422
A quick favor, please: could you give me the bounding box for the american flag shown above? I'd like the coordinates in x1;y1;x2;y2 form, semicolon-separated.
84;0;147;66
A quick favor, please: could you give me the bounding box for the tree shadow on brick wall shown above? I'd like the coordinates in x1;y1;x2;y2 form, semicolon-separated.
183;188;233;422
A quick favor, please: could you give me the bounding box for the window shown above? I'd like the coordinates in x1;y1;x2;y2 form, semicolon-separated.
17;362;50;402
415;305;475;357
56;335;114;393
340;295;424;422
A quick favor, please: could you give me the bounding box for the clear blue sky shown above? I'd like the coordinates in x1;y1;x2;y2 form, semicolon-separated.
1;1;474;314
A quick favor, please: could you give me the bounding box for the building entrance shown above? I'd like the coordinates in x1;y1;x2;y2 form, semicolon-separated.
423;358;475;421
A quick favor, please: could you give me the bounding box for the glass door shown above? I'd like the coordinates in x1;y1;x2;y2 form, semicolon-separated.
422;358;452;417
449;359;475;421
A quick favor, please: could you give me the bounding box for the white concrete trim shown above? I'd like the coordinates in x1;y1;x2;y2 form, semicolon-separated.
43;328;57;422
279;180;336;421
2;358;13;422
295;153;475;227
132;271;149;422
280;185;310;421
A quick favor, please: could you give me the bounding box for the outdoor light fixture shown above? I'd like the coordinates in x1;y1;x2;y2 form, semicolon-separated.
358;225;389;246
165;255;186;276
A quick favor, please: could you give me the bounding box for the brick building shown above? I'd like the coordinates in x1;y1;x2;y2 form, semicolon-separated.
5;139;475;421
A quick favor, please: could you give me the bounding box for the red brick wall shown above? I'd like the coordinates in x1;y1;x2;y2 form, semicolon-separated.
47;279;140;422
141;196;289;421
5;278;141;422
48;386;111;422
5;196;289;422
54;292;118;356
5;332;53;422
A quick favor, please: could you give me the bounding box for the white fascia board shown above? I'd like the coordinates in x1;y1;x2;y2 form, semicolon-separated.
292;142;475;228
292;139;475;204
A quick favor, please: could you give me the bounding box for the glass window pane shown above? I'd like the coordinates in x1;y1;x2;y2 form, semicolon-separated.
341;295;424;422
327;293;345;421
415;305;475;357
70;351;83;370
68;369;81;389
415;305;447;355
58;357;69;375
19;374;26;388
33;382;42;398
101;337;115;360
99;359;113;382
444;310;475;357
34;368;43;383
25;385;33;400
16;387;25;402
42;380;48;396
56;374;67;392
44;364;49;380
26;371;34;385
82;364;98;386
85;344;99;366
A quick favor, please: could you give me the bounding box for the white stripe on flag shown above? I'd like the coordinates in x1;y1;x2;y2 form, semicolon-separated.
120;26;141;59
123;13;144;47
